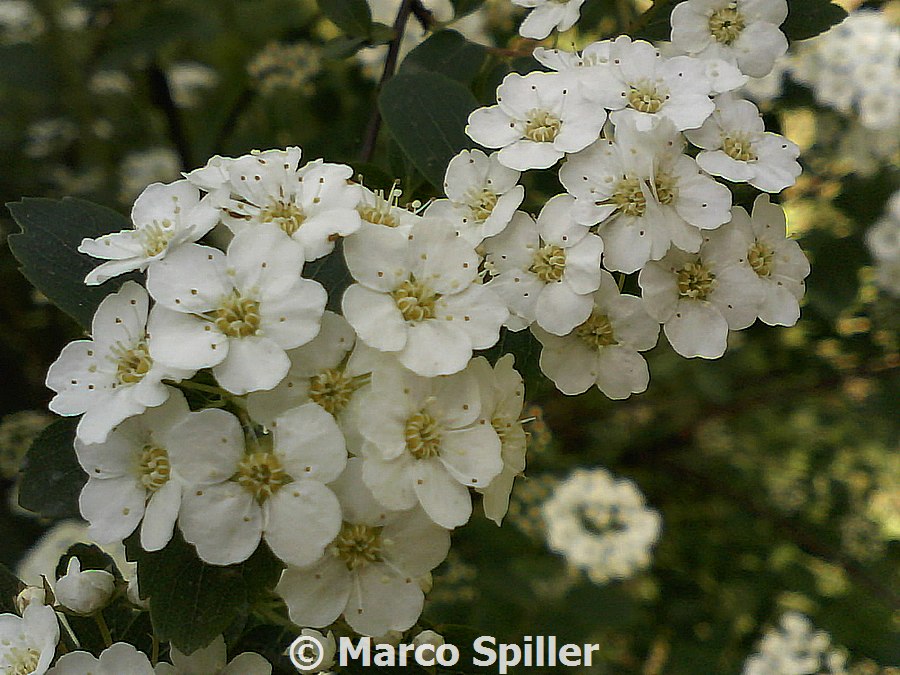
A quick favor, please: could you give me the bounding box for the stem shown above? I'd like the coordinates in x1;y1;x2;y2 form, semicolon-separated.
94;611;113;648
147;63;193;171
410;0;436;30
152;632;160;665
172;380;230;397
360;0;418;163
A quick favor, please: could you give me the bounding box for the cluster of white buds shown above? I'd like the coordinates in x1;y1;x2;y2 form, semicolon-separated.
742;612;848;675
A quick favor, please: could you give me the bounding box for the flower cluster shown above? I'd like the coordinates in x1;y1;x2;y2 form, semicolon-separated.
866;189;900;298
49;144;529;639
742;612;848;675
466;22;807;388
542;468;661;583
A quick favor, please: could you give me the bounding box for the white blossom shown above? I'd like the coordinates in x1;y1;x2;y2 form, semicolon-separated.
534;270;659;398
75;390;191;551
146;225;326;395
686;94;801;192
54;557;115;615
169;405;345;566
469;355;526;525
466;71;605;171
560;116;732;272
357;362;502;528
155;635;271;675
187;147;362;261
46;281;190;444
670;0;788;78
717;195;810;325
47;643;155;675
426;149;524;246
484;199;603;334
342;219;507;377
356;184;422;234
512;0;586;40
543;467;662;584
743;612;848;675
866;190;900;297
0;604;58;675
277;459;450;636
639;229;763;358
79;181;220;285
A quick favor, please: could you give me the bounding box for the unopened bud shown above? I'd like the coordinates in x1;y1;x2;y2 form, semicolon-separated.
15;586;46;614
55;558;115;615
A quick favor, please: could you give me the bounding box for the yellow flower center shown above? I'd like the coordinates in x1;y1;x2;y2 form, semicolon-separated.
748;239;775;277
331;522;383;570
524;109;561;143
236;451;292;503
676;261;717;300
113;340;153;385
468;188;499;222
139;444;171;492
7;647;41;675
611;176;647;217
214;290;262;338
260;199;305;236
709;5;746;45
141;220;176;257
391;279;438;322
575;311;617;349
530;244;566;282
654;172;678;206
723;134;757;162
308;368;358;415
627;83;667;114
405;411;442;459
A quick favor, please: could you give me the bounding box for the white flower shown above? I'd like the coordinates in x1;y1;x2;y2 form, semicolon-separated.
686;94;801;192
47;643;155;674
276;459;451;636
357;362;502;528
54;557;115;615
716;195;810;326
512;0;586;40
342;219;507;377
75;390;190;551
639;230;763;358
534;270;660;398
15;586;46;614
293;629;336;674
581;36;718;131
543;467;662;584
743;612;848;675
413;630;445;648
866;189;900;297
425;149;524;246
186;147;362;261
146;225;326;394
46;281;190;444
560;116;732;273
466;71;605;171
79;180;219;285
356;184;422;234
670;0;788;78
170;405;345;566
469;355;526;525
0;604;58;675
484;198;604;334
155;635;271;675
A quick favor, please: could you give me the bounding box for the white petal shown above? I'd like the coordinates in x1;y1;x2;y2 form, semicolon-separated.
80;477;145;544
342;285;408;352
346;564;424;636
411;459;472;528
277;558;351;628
264;481;342;567
664;301;728;358
212;336;291;394
179;482;262;565
274;403;347;484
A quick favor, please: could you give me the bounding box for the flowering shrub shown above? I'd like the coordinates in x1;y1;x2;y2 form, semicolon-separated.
1;0;895;672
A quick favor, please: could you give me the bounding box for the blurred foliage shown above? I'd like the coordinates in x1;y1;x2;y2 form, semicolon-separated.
0;0;896;672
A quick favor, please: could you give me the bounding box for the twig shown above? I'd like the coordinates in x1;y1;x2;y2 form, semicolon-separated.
359;0;417;163
410;0;436;30
147;63;193;171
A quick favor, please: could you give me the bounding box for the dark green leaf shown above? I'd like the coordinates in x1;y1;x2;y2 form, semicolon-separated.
450;0;486;20
126;532;283;655
368;22;396;44
6;197;139;330
319;0;373;37
379;72;478;189
0;564;23;614
401;30;487;84
55;544;124;582
322;35;370;60
782;0;846;41
631;0;678;42
18;417;85;519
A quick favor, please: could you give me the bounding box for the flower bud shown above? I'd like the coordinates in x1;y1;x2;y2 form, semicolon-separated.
55;558;115;615
412;629;445;649
126;575;147;609
15;585;47;614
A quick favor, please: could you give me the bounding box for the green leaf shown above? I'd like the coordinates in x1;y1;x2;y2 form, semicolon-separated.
450;0;486;20
0;564;23;614
126;532;283;655
18;417;85;520
401;30;487;84
319;0;373;37
368;22;396;44
379;71;478;189
631;0;678;42
782;0;846;41
6;197;139;330
322;35;370;59
55;544;125;582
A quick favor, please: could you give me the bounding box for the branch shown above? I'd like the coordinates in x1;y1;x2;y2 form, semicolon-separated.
410;0;435;30
360;0;417;163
